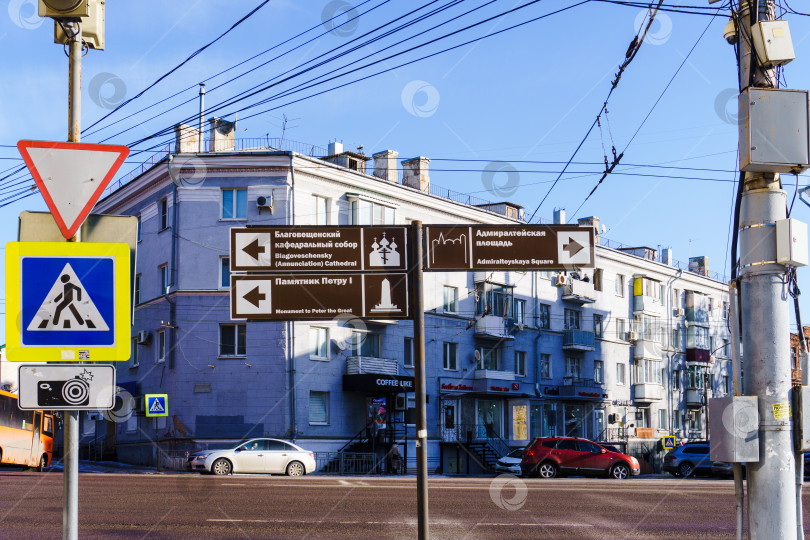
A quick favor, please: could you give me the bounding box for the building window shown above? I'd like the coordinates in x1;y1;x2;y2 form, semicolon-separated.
134;274;141;305
136;215;142;242
443;342;458;371
219;324;246;357
476;282;513;317
673;369;681;390
159;264;169;293
672;328;681;350
594;360;603;384
617;318;626;340
309;391;329;425
635;359;663;384
564;356;582;379
659;409;668;430
351;331;381;357
722;300;729;320
222;188;247;219
593;268;603;291
478;346;500;370
593;314;603;338
156;330;166;364
723;338;730;358
131;339;139;368
351;199;396;225
616;363;626;385
309;327;329;360
564;309;581;330
616;274;625;297
538;304;551;329
723;375;730;395
540;354;552;379
159;198;168;230
313;195;330;225
443;286;458;314
220;257;230;289
514;299;526;326
404;338;414;368
687;326;710;350
515;351;526;377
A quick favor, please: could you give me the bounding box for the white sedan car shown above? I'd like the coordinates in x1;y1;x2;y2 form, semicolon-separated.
189;438;317;476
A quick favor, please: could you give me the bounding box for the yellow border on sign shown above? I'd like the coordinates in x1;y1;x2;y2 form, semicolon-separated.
662;435;676;449
144;394;168;417
5;242;130;362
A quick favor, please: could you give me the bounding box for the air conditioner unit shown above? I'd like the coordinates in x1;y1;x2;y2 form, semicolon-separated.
675;308;685;317
555;274;568;287
333;338;349;351
136;330;151;345
395;395;407;411
628;331;639;341
256;195;273;212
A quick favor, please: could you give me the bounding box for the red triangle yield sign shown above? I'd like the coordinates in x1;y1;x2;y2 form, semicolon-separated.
17;140;129;239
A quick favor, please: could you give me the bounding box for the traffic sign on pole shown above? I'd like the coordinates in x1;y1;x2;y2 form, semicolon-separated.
230;226;409;272
5;242;131;362
145;394;169;417
17;140;129;239
424;225;595;270
18;364;115;410
230;273;409;320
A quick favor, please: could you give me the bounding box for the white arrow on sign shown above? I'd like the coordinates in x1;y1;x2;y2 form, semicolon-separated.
17;140;129;239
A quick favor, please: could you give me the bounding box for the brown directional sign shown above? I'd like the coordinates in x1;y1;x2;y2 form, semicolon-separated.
230;226;408;273
424;225;594;270
230;273;409;320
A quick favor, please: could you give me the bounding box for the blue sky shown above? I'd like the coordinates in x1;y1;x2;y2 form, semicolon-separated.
2;0;810;341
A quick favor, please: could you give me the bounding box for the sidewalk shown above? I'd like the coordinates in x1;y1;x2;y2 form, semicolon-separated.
47;459;173;474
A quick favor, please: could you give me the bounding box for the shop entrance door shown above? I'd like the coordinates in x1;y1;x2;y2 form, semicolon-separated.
441;400;458;442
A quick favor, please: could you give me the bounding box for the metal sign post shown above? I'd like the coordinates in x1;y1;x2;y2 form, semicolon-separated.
410;221;429;540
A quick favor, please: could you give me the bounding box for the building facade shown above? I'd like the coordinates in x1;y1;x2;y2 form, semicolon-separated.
92;127;733;471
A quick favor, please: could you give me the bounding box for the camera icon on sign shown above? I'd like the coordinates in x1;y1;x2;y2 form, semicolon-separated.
38;377;90;407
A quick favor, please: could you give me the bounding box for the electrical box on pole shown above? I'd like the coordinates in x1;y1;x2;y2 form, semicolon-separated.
751;20;795;68
39;0;89;18
53;0;104;50
739;87;810;173
709;396;760;463
776;218;809;267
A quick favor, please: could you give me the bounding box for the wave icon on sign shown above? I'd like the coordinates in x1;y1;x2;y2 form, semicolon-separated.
431;231;468;265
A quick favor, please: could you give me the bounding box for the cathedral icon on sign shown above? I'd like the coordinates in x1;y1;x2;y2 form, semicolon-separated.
368;232;400;267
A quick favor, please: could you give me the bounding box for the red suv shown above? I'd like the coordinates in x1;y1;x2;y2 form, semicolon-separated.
520;437;640;479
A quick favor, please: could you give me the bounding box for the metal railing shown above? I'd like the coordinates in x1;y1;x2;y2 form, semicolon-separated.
562;329;596;349
316;452;377;475
601;237;729;282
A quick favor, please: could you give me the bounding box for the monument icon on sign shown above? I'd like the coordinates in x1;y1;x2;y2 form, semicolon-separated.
370;277;401;314
27;263;109;331
368;232;400;267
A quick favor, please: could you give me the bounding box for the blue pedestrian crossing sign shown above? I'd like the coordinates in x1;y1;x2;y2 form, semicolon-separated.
145;394;168;417
662;435;676;450
5;242;130;362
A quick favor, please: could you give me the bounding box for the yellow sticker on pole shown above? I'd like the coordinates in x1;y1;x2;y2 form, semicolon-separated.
5;242;131;362
772;402;791;420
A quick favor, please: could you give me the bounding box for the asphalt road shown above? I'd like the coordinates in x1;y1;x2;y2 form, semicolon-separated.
1;471;809;539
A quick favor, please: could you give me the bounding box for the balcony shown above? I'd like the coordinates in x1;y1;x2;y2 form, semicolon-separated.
685;388;708;409
632;383;663;403
473;369;515;381
562;329;595;351
562;279;596;304
633;295;662;314
346;356;397;376
686;348;711;364
559;377;605;400
634;338;663;360
474;315;514;340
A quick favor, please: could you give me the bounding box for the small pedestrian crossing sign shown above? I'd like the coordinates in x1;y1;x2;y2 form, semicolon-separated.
662;435;676;450
5;242;130;362
145;394;168;417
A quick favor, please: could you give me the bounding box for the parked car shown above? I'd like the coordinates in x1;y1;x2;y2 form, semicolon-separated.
189;438;317;476
520;437;640;479
494;449;524;475
663;442;713;477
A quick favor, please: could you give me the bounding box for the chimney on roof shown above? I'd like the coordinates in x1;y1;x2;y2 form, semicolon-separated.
174;124;201;153
661;248;673;266
372;150;399;183
577;216;600;244
402;157;430;192
553;208;566;224
208;117;236;152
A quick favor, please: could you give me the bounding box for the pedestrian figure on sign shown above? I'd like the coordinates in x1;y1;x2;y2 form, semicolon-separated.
53;274;84;326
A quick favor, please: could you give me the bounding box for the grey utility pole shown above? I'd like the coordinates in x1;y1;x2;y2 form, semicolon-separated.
736;1;797;537
64;20;82;540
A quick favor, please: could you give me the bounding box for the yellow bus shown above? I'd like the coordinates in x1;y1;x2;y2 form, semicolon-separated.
0;389;54;471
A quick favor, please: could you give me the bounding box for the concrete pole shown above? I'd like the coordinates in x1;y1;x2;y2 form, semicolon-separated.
64;22;81;540
198;83;205;153
737;2;797;537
